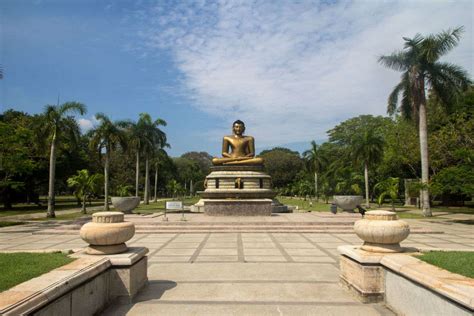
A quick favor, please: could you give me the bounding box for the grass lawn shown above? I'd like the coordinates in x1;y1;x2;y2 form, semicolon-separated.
0;196;103;217
0;221;25;227
0;252;75;292
277;197;331;212
28;211;92;221
416;251;474;278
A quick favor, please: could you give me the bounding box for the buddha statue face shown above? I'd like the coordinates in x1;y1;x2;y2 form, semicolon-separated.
232;120;245;136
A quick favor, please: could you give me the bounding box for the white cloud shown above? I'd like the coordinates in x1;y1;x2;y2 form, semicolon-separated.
77;116;99;132
135;0;473;147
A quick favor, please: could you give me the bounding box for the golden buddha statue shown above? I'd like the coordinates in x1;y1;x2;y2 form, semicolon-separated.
212;120;264;166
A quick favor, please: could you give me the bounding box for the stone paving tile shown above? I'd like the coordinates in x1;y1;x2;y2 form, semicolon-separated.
149;256;191;262
174;237;204;242
244;256;287;262
285;248;326;256
422;243;474;249
279;242;317;249
291;256;336;263
148;262;341;281
203;242;236;248
138;237;174;242
103;302;387;316
134;282;357;303
242;242;276;248
195;256;238;262
244;249;281;256
163;242;201;249
0;244;15;249
4;243;53;250
200;248;238;256
316;243;347;249
157;248;196;256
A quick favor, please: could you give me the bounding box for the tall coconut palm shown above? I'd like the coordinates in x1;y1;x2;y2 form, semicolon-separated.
151;148;169;202
351;129;384;208
126;114;167;201
137;113;168;205
302;141;326;201
43;102;86;217
89;113;127;211
379;27;471;216
125;120;144;197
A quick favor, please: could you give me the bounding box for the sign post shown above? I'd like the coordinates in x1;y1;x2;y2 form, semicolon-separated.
165;201;184;221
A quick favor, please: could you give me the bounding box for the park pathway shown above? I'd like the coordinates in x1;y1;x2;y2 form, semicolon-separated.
0;213;472;315
103;232;394;315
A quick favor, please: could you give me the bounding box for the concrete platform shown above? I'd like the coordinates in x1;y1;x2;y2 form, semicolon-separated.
1;213;472;315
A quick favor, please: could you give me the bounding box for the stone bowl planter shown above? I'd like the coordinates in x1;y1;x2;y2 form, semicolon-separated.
111;196;140;214
80;212;135;255
333;195;363;212
354;210;410;253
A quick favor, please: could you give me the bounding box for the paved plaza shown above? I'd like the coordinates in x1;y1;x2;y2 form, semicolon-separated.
0;213;472;315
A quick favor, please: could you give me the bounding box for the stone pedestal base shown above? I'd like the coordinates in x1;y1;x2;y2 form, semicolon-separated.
204;199;272;216
109;255;148;304
86;243;128;255
272;198;290;213
338;248;385;303
72;247;149;305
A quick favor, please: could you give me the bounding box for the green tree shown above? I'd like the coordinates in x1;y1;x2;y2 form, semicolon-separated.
166;179;183;198
67;169;103;214
379;27;471;216
89;113;127;210
259;148;304;189
133;113;168;205
43;102;86;217
151;149;169;202
303;141;326;201
0;120;36;209
174;157;205;193
351;128;384;207
328;115;387;207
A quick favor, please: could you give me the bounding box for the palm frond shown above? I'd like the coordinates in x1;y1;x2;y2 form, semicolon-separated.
387;78;405;115
423;27;463;62
378;51;409;71
403;33;424;49
59;102;86;116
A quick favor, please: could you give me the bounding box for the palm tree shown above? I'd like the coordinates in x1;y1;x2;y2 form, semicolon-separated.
126;114;167;202
151;148;169;202
67;169;103;214
351;128;384;208
43;102;86;217
89;113;127;210
302;141;326;201
135;113;167;205
379;27;471;216
374;177;400;211
126;120;144;197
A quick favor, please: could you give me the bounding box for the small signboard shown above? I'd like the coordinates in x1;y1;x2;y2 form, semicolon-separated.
166;201;183;210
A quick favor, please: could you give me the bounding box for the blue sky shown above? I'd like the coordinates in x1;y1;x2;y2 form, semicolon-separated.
1;0;472;157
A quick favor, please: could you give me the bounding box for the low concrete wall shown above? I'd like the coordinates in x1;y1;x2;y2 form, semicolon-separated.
0;247;148;316
385;270;472;316
338;246;474;315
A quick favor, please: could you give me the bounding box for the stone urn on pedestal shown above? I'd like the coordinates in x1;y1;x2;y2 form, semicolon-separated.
80;212;135;255
354;210;410;253
333;195;363;212
111;196;140;214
